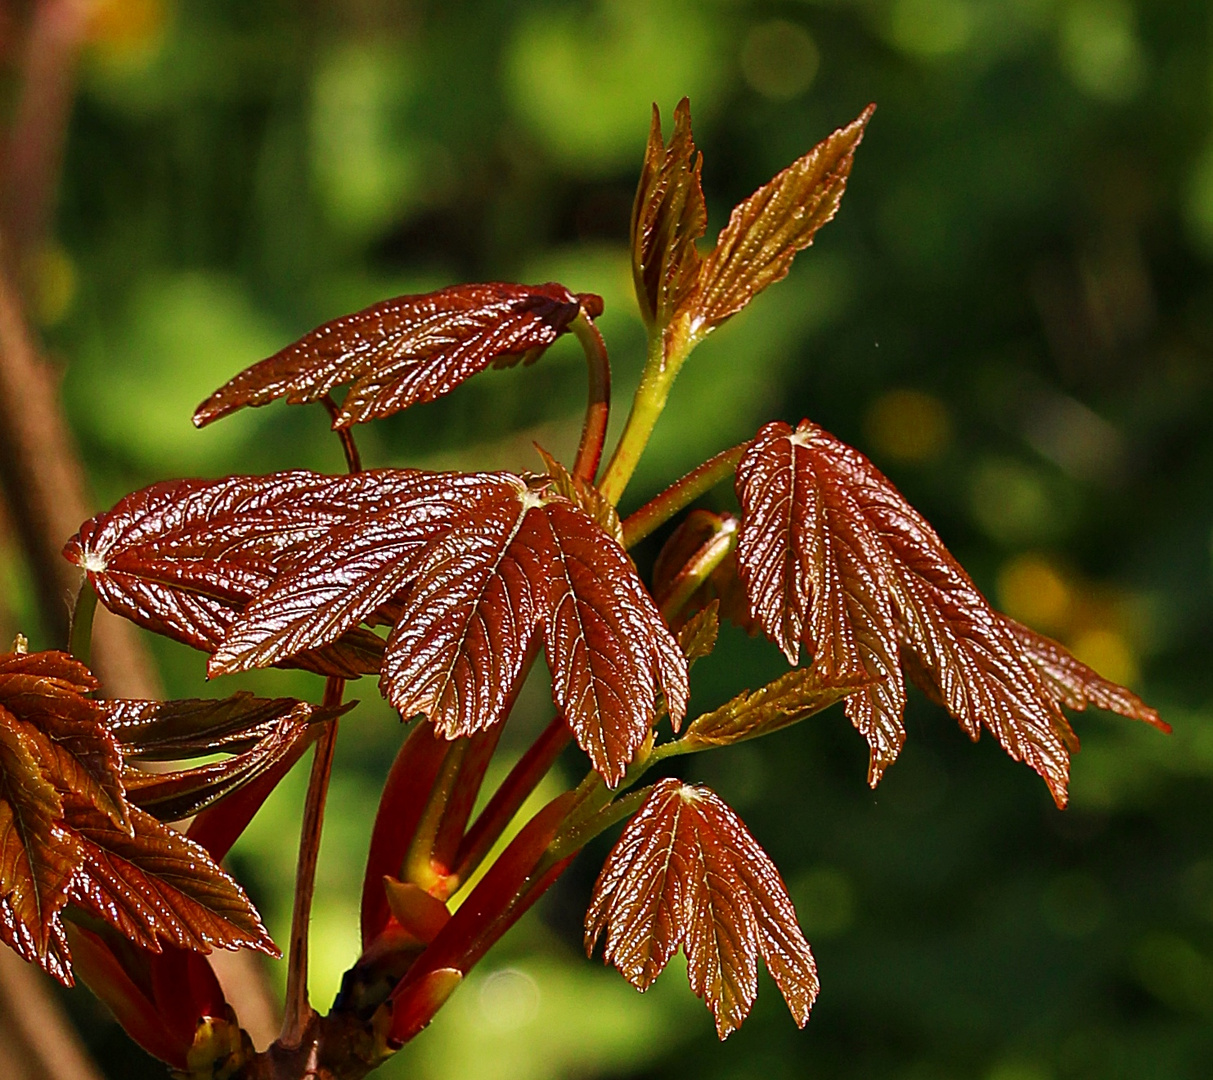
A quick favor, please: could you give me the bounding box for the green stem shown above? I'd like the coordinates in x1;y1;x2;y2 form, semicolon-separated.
546;785;654;863
598;331;690;505
570;312;611;483
67;578;96;667
404;739;470;898
621;443;746;548
280;677;344;1049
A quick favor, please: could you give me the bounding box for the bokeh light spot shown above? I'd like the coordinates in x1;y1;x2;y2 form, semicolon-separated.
87;0;169;58
478;968;541;1032
740;20;820;101
969;459;1058;545
1070;627;1139;687
996;554;1072;633
863;389;952;464
1059;0;1146;102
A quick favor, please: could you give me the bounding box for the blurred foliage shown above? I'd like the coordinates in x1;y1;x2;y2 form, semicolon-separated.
4;0;1213;1076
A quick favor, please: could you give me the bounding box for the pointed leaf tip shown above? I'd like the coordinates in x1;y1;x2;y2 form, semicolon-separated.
734;418;1160;805
193;282;595;429
587;779;817;1037
688;105;874;337
631;96;706;334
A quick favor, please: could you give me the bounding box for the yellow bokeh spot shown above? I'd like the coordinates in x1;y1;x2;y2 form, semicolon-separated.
1070;627;1139;687
740;20;820;101
88;0;168;57
997;554;1072;634
863;388;952;464
28;246;77;327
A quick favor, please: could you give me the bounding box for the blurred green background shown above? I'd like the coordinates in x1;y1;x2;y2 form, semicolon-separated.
3;0;1213;1076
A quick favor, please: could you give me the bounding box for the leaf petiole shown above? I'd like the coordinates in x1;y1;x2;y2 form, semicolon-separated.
67;577;97;667
280;676;344;1049
569;311;611;483
621;443;746;548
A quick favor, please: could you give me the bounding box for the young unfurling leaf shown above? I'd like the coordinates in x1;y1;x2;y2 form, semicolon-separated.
208;471;688;786
586;778;817;1038
193;282;605;429
688;106;873;336
685;666;868;749
632;99;706;333
735;419;1161;803
0;650;279;985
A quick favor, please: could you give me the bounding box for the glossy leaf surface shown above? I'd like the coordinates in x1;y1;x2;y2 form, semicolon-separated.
736;420;1160;803
631;98;705;332
689;106;873;335
66;797;276;956
0;650;277;985
193;282;604;429
101;691;346;759
0;651;125;827
63;471;419;676
586;778;817;1037
210;471;688;785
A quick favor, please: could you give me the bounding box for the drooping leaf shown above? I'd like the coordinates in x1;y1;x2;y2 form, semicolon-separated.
120;705;322;822
1006;618;1169;731
687;106;873;336
685;666;868;748
212;472;688;786
62;471;424;675
586;778;817;1038
631;98;706;333
735;419;1163;803
100;691;348;760
0;705;78;959
192;282;605;430
64;797;276;956
0;651;125;827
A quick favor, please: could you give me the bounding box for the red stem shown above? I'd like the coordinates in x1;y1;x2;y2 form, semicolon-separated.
321;395;362;473
620;442;746;548
452;714;572;885
279;677;344;1049
570;312;611;483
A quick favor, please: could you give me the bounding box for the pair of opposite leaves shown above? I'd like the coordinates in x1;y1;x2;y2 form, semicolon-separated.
0;648;347;984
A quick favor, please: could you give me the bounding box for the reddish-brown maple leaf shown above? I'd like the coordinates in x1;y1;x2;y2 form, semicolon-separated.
632;101;871;356
192;282;604;429
64;797;276;957
208;470;687;785
735;419;1163;804
0;651;282;984
0;651;125;827
62;471;420;677
686;106;873;336
586;777;817;1038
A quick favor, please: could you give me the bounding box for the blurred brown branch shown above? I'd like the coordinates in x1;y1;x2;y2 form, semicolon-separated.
2;0;95;272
